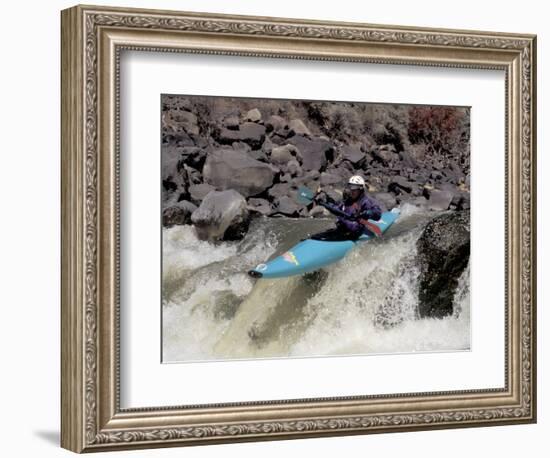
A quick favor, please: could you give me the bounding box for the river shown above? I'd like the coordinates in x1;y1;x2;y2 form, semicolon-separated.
162;204;470;362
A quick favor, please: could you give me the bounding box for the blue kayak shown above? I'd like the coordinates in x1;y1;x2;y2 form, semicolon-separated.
248;209;400;279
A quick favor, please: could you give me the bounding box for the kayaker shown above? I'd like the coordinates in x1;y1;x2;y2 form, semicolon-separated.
311;175;382;241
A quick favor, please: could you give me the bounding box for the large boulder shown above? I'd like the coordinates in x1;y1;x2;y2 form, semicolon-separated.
191;190;250;241
287;135;333;171
417;211;470;318
203;148;275;197
215;122;266;150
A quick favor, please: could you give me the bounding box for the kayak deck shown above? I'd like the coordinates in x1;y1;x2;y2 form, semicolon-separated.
248;209;400;279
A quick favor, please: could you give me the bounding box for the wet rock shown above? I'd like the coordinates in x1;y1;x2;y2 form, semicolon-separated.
189;183;216;203
245;108;262;123
162;200;197;227
288;119;311;136
191;190;250;241
203;148;274;197
215;122;266;150
417;211;470;318
287;135;333;171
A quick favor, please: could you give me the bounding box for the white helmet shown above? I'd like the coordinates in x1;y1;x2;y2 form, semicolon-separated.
347;175;366;190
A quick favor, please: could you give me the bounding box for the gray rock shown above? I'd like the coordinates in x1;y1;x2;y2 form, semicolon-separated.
261;136;275;155
189;183;216;203
203;148;275;197
309;206;330;218
268;183;292;199
180;146;207;171
279;173;292;183
324;187;343;203
286;159;303;177
287;135;333;171
373;192;397;212
372;144;397;165
270;144;300;164
265;115;286;132
183;164;202;185
191;190;250;241
399;150;418;168
288;119;311;136
247;198;272;216
388;176;414;194
164;110;199;136
320;172;342;186
224;116;240;130
275;196;301;216
162;200;197;227
425;189;455;211
245;108;262;123
417;211;470;318
341;145;365;165
410;196;429;208
215;122;266;150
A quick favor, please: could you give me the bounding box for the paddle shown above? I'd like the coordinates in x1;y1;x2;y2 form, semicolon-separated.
296;186;382;237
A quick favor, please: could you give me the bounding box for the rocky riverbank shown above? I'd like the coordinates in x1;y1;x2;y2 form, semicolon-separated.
161;95;470;241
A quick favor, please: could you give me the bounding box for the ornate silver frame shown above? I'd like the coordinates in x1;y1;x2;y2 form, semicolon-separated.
61;4;537;453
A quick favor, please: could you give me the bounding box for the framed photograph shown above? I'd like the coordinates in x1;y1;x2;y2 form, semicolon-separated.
61;4;537;453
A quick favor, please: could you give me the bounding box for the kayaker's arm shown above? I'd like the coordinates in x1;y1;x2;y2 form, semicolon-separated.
316;200;356;220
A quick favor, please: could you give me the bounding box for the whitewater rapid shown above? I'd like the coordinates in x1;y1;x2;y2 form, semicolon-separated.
162;204;470;362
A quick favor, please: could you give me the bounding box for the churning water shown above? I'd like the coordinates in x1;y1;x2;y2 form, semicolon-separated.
162;204;470;362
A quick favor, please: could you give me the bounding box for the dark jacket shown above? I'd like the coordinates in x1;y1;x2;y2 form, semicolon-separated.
324;194;382;234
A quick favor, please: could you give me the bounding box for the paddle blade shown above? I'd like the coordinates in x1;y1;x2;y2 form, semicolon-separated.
297;186;315;205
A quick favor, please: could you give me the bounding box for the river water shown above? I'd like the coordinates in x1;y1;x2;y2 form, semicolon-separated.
162;204;470;362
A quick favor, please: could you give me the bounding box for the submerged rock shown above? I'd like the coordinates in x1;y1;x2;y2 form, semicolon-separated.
417;211;470;318
191;190;250;241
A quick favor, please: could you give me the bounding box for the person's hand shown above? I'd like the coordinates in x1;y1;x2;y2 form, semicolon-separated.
313;192;327;204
